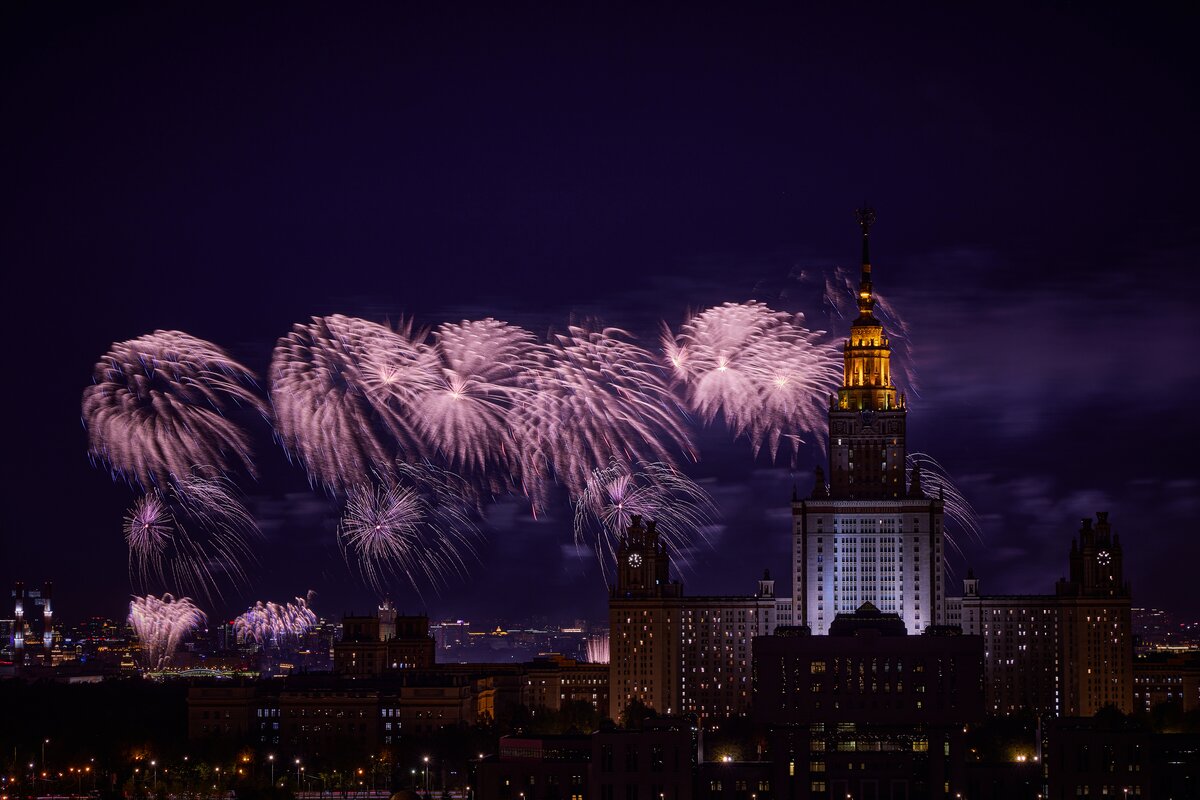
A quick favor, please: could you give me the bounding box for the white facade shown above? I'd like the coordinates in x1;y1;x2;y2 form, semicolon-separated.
793;498;946;635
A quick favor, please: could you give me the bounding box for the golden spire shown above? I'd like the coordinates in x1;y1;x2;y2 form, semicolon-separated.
855;206;877;319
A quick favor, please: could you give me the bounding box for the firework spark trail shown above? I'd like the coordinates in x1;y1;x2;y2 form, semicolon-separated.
127;593;206;671
337;463;481;596
82;331;266;488
415;319;535;484
270;315;439;492
663;302;841;462
573;460;716;566
906;452;983;568
233;592;318;648
512;326;694;506
586;633;610;664
123;473;259;603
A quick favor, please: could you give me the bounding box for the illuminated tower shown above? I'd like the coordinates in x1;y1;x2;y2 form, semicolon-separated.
793;210;946;634
12;581;25;665
41;581;53;663
828;207;908;498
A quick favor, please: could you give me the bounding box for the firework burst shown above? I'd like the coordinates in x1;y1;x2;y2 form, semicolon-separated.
82;331;266;488
270;315;438;492
337;463;480;596
414;318;535;485
123;473;258;603
573;460;716;565
663;302;841;462
127;593;207;671
586;633;610;664
512;326;693;505
233;592;318;649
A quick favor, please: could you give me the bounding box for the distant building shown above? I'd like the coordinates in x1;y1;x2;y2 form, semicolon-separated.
957;512;1133;717
609;517;786;722
333;612;436;676
792;211;947;635
1133;651;1200;713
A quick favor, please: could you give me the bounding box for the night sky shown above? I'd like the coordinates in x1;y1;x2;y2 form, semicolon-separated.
3;5;1198;629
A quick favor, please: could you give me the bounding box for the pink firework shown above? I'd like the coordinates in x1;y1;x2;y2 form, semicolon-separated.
573;460;716;566
512;326;694;505
413;318;535;484
585;633;610;664
122;473;258;603
127;593;207;671
233;592;318;648
906;452;983;568
270;315;438;492
83;331;266;487
663;302;841;461
337;463;480;596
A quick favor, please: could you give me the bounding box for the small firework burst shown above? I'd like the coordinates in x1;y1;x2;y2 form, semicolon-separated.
586;633;610;664
127;593;206;671
122;472;258;603
233;592;318;649
573;460;716;566
337;463;480;596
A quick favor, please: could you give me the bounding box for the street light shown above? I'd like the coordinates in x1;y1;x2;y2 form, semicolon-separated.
41;740;50;772
269;755;275;786
423;757;429;793
151;760;157;791
296;759;302;786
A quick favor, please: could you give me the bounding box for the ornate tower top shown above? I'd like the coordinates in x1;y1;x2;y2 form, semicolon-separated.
855;206;878;320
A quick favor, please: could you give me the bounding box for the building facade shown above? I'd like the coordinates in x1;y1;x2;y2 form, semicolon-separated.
753;606;985;800
793;211;946;635
957;512;1133;717
609;517;786;722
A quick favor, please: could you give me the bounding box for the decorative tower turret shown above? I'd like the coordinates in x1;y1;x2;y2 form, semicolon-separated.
828;208;908;499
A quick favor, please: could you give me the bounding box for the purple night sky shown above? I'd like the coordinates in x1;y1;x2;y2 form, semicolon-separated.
3;5;1197;627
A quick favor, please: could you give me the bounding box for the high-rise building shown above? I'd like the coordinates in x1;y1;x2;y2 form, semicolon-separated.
793;211;946;634
957;512;1133;717
608;517;786;721
1056;512;1132;716
10;580;54;666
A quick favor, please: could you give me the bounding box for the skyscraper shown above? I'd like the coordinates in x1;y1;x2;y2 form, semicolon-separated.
792;211;947;634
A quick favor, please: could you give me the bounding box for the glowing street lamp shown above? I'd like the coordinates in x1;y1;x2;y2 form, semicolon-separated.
268;755;275;786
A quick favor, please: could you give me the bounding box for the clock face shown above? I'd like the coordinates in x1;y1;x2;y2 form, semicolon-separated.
1097;550;1111;566
628;552;643;568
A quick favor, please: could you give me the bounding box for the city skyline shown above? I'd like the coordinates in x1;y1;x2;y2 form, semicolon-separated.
3;5;1199;629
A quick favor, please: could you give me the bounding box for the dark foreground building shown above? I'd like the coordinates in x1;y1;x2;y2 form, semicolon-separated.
753;604;984;800
476;718;698;800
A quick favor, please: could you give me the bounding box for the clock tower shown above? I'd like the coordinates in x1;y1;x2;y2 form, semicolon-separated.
615;516;677;598
609;516;683;720
1056;511;1133;715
